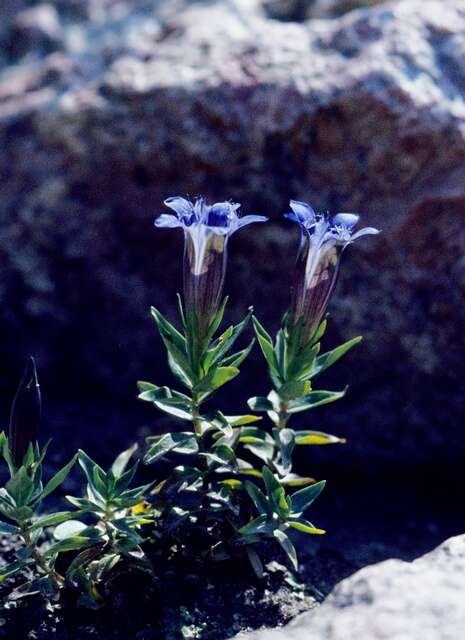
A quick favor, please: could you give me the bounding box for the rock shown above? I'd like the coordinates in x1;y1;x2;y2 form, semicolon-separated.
0;0;464;475
236;535;465;640
264;0;389;21
8;4;63;58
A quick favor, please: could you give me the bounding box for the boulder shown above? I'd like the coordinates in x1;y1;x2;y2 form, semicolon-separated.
236;535;465;640
0;0;463;474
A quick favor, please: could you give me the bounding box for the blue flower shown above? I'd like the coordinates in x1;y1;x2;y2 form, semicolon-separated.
286;200;380;345
155;196;267;337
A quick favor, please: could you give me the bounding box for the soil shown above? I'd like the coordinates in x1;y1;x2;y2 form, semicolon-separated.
0;398;463;639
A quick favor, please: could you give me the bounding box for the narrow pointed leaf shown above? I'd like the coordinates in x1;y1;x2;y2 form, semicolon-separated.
287;389;347;413
288;518;325;535
41;454;78;500
311;337;362;378
295;430;346;445
273;529;298;571
291;480;326;515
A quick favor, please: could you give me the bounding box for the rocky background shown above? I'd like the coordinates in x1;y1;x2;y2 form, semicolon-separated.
0;0;464;481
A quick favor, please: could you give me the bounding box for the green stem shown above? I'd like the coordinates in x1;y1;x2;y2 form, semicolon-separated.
192;392;203;439
103;506;115;544
20;522;64;588
277;401;290;430
191;392;209;508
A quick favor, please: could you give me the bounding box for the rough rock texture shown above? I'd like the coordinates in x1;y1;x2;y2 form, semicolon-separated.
236;535;465;640
0;0;464;474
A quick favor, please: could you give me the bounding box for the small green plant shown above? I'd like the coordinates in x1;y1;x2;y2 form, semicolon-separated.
241;202;379;568
0;361;153;606
0;358;79;599
61;447;154;606
139;198;269;567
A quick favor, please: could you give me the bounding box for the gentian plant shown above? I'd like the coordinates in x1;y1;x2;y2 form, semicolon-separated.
139;196;271;570
247;200;379;569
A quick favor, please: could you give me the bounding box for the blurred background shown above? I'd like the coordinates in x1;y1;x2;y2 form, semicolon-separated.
0;0;464;566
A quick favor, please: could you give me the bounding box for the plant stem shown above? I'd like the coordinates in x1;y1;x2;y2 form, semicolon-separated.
191;392;203;439
20;522;64;588
277;401;290;430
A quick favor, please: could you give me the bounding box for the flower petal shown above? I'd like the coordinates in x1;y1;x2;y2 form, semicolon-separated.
154;214;183;229
164;196;194;218
284;212;300;223
290;200;316;220
351;226;381;240
235;214;268;230
332;213;359;229
207;202;235;228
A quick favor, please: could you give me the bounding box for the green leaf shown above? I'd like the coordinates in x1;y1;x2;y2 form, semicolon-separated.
246;547;264;578
111;443;138;478
151;307;193;387
278;380;311;402
144;432;198;465
288;518;325;535
41;453;78;500
0;520;19;534
287;343;320;380
43;536;95;557
262;466;289;518
78;450;107;499
247;396;274;412
262;465;281;498
225;415;261;427
54;520;88;540
207;309;252;370
280;474;316;488
199;444;236;468
252;317;281;383
205;296;228;342
176;293;187;329
8;506;34;522
287;389;347;413
274;328;287;379
311;337;362;378
295;430;346;445
65;496;103;512
291;480;326;515
114;462;139;494
138;383;193;420
6;467;34;508
65;546;104;584
239;426;274;443
30;511;81;530
220;339;255;368
273;529;298;571
151;306;186;351
194;366;239;397
239;514;269;537
245;481;269;516
239;427;276;463
0;558;33;582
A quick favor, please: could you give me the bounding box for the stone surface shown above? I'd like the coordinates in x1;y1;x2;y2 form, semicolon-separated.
0;0;464;474
237;535;465;640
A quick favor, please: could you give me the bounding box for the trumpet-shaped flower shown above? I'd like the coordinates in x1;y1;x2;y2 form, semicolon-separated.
155;196;267;337
286;200;380;346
